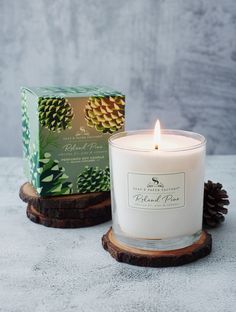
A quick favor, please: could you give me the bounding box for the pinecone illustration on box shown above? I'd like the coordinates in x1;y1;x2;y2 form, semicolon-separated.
85;96;125;133
77;166;110;193
38;97;74;132
30;149;73;196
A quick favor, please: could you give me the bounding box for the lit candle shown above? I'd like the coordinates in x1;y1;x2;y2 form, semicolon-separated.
109;121;206;250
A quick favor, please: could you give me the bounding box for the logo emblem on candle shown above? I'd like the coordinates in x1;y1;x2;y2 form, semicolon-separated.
151;177;164;187
147;178;164;188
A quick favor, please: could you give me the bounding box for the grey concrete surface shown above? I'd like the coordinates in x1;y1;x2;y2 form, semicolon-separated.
0;155;235;312
0;0;236;156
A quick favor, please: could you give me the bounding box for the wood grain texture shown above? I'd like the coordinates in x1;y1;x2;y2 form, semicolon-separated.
21;182;111;225
32;197;111;220
19;182;110;209
27;204;111;228
102;228;212;267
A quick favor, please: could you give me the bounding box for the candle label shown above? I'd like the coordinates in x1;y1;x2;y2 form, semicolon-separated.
128;172;185;210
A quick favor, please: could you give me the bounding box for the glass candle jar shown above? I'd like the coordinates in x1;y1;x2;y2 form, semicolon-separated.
109;129;206;250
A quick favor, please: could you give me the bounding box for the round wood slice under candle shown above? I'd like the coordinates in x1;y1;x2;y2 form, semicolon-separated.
102;227;212;267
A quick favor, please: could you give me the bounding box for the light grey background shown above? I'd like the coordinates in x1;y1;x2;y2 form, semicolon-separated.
0;0;236;156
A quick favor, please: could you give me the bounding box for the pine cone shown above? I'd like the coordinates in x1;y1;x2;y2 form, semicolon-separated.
85;96;125;133
38;97;74;132
203;180;230;228
77;166;110;193
30;150;73;196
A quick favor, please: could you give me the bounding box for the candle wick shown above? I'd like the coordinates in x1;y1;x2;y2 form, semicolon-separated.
155;144;159;150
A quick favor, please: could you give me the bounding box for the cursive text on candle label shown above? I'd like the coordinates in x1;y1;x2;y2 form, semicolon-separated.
128;172;185;210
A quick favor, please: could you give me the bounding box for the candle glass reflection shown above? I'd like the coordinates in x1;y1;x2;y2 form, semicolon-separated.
109;129;206;251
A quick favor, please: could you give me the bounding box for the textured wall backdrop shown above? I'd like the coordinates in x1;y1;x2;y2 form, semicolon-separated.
0;0;236;156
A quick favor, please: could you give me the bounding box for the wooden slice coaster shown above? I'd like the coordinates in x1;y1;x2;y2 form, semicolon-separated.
33;197;111;219
102;228;212;267
27;204;111;228
20;182;110;210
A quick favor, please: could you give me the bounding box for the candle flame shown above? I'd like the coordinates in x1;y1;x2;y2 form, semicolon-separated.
154;119;161;149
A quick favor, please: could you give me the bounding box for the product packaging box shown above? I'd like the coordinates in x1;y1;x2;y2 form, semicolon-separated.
21;86;125;196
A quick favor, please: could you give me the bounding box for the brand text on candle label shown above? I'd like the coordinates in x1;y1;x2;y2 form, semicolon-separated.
128;172;185;210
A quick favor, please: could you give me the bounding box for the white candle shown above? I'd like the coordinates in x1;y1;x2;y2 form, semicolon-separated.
109;124;206;250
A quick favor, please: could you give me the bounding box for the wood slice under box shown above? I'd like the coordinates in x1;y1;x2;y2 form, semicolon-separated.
33;197;111;219
19;182;110;209
27;204;111;228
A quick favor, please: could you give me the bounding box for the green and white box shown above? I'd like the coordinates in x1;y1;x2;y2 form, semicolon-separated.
21;86;125;196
